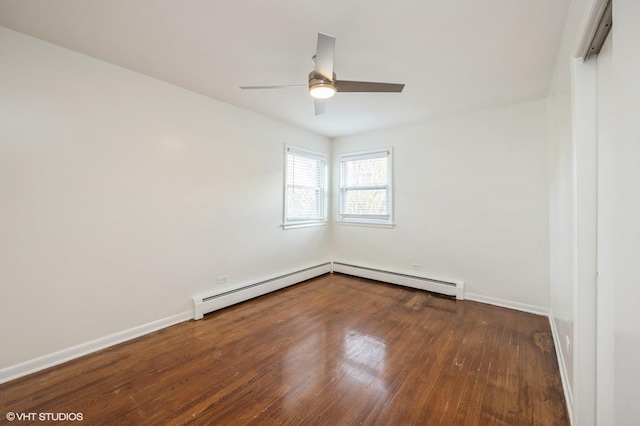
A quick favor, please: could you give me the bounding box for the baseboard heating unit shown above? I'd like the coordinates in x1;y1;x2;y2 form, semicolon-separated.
332;262;464;300
192;262;332;320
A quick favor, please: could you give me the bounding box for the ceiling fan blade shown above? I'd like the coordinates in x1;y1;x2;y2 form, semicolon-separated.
240;84;307;89
314;33;335;81
314;99;327;116
335;80;405;93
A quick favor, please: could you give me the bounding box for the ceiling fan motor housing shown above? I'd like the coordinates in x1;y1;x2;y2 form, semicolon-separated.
308;71;337;98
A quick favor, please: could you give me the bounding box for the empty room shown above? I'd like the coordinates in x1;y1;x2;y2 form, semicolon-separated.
1;1;639;425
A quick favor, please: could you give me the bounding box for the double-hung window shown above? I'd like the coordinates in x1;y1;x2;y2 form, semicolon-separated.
338;148;393;226
284;145;327;228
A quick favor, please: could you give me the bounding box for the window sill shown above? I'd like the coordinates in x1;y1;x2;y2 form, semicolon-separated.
282;221;327;230
336;220;395;229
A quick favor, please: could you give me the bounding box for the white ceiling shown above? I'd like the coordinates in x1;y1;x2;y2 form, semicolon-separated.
0;0;570;138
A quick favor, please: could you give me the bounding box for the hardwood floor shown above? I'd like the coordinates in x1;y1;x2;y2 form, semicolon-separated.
0;273;568;425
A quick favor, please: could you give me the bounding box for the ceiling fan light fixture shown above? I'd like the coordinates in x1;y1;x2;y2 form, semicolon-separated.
240;34;404;115
309;83;336;99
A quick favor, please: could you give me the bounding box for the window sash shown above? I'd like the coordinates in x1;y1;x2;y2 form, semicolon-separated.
338;149;392;223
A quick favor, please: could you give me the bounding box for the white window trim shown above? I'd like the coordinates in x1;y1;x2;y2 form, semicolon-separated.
335;220;395;229
283;145;328;230
338;147;394;228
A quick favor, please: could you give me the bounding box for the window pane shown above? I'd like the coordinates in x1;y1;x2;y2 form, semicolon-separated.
285;146;327;224
287;187;322;219
342;188;388;216
287;155;322;187
343;156;387;187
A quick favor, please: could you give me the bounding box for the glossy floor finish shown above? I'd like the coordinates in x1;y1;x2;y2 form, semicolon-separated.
0;274;568;425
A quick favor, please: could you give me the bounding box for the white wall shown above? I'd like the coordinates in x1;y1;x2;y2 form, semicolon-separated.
547;0;596;415
595;30;614;425
591;5;640;421
607;2;640;424
331;100;550;311
0;27;331;372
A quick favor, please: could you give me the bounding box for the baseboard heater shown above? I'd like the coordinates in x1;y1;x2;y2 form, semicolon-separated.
332;262;464;300
192;262;332;320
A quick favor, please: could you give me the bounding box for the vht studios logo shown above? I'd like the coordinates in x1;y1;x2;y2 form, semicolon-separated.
5;412;84;422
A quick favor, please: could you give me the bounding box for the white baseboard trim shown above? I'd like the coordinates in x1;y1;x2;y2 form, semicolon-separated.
548;311;574;425
332;262;464;299
0;311;192;385
464;292;549;316
192;263;332;320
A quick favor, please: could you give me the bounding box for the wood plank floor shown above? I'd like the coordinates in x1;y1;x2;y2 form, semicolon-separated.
0;273;568;425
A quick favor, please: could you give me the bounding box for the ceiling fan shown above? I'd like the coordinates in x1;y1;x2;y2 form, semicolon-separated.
240;33;405;116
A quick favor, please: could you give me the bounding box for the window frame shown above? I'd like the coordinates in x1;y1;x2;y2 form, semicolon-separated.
337;147;394;228
283;144;328;229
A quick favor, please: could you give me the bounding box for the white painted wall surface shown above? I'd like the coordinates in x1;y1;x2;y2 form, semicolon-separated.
595;31;614;426
331;100;550;310
0;27;330;370
609;2;640;424
570;56;597;426
546;0;596;413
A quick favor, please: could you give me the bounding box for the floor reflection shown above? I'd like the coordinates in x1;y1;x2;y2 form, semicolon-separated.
342;330;387;391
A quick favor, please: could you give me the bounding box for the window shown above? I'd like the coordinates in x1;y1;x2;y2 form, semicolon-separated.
339;148;393;226
284;145;327;228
